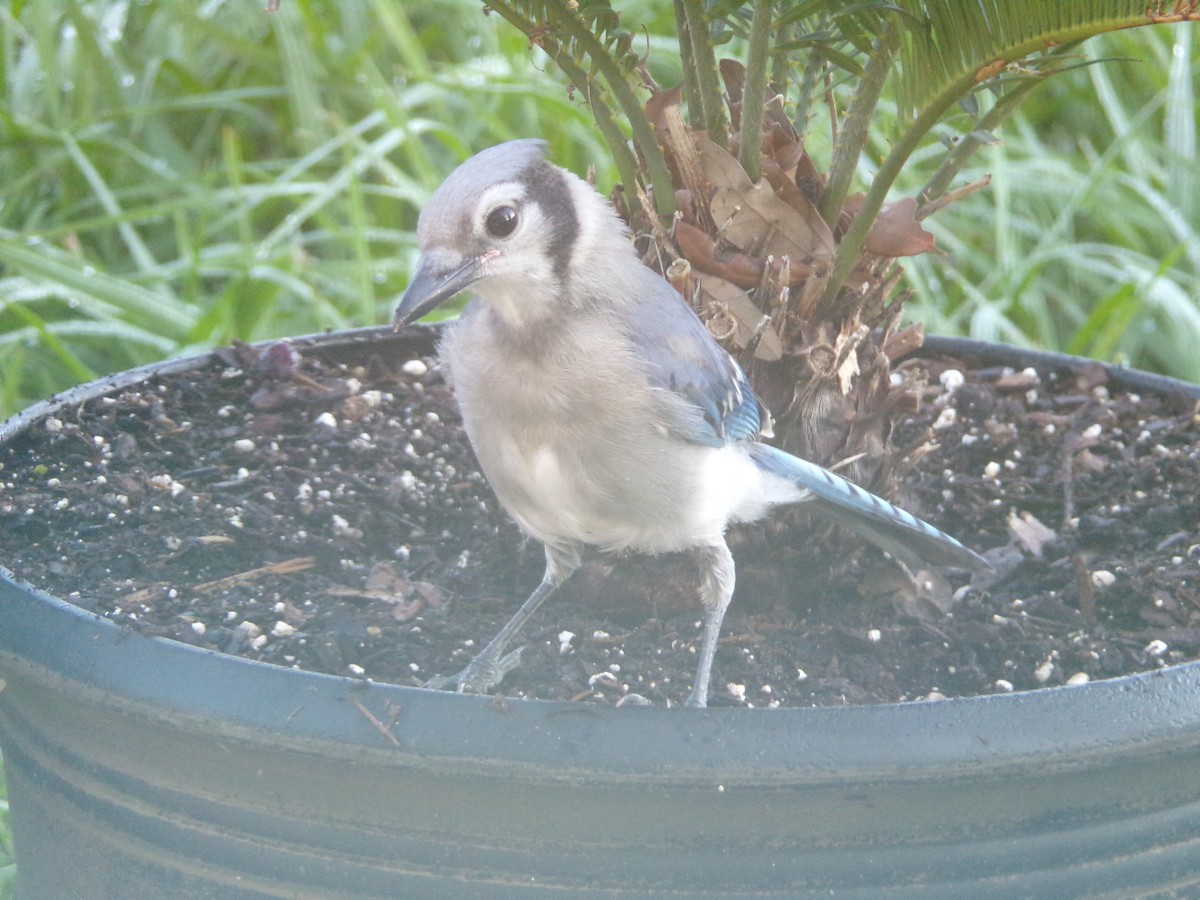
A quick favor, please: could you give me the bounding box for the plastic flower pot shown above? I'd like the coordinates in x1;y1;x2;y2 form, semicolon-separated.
2;327;1200;899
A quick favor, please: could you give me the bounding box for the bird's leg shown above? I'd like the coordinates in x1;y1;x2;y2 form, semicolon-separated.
424;543;581;695
685;542;736;708
422;580;555;693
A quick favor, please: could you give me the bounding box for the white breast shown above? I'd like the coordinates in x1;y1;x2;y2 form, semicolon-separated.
439;304;805;556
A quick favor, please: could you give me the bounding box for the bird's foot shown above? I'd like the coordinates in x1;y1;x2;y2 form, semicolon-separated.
423;647;525;695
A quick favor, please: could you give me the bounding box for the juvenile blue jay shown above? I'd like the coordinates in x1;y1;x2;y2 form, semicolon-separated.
393;140;984;707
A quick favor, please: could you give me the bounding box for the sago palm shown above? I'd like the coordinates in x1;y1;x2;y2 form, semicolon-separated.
476;0;1198;511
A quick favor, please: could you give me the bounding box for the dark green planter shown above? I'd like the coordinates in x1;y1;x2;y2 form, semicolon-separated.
2;327;1200;899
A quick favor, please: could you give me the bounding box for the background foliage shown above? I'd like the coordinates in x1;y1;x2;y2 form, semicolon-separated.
0;2;1196;423
901;26;1199;378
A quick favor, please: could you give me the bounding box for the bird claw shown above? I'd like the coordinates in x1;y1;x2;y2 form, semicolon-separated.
423;646;525;695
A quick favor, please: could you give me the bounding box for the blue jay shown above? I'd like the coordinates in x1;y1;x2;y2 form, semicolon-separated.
393;140;984;707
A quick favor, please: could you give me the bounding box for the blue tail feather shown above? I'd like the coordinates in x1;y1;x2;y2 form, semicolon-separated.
747;442;986;571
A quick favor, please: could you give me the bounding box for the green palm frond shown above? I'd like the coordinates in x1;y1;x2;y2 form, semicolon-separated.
891;0;1174;123
820;0;1195;305
485;0;675;210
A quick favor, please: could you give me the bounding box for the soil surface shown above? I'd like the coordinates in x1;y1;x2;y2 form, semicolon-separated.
3;328;1199;708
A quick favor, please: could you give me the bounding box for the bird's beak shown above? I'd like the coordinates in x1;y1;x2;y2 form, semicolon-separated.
392;255;485;331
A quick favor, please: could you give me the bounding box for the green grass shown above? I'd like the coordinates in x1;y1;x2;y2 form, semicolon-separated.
0;0;608;419
900;24;1200;381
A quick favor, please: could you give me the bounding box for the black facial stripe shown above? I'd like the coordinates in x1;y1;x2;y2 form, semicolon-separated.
522;160;579;281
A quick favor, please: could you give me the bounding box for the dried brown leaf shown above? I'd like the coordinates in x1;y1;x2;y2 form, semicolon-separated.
674;220;812;291
365;561;409;594
696;138;835;262
865;198;938;257
675;220;762;289
765;136;805;173
761;158;825;225
763;95;799;143
719;58;746;106
698;273;783;361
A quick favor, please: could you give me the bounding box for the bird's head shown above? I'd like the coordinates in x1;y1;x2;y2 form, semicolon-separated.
393;140;624;334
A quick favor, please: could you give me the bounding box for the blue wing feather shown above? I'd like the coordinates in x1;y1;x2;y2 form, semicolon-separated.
621;276;987;572
624;280;763;447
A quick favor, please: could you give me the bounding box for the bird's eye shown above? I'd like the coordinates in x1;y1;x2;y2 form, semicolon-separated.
485;205;519;238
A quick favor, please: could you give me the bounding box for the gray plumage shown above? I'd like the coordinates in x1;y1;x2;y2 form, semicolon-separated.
393;140;985;708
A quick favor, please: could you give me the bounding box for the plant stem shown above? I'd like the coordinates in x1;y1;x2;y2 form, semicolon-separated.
547;3;675;214
486;1;675;217
583;77;645;206
821;17;1138;311
792;42;825;136
674;0;703;129
819;70;978;312
680;0;728;148
920;46;1080;205
769;21;791;98
817;20;897;227
738;0;773;182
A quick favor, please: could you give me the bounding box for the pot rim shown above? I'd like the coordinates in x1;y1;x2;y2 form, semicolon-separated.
3;326;1199;782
